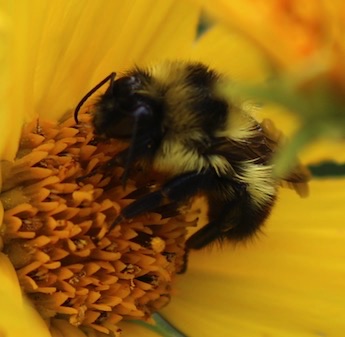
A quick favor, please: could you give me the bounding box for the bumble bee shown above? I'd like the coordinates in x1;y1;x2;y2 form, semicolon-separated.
75;61;310;252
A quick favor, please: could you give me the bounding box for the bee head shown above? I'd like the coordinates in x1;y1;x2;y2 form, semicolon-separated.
89;73;163;183
93;75;159;140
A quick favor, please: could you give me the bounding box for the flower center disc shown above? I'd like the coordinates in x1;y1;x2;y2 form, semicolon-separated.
0;112;195;335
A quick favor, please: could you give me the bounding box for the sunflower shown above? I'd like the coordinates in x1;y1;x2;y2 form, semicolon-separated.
1;1;345;337
1;1;201;336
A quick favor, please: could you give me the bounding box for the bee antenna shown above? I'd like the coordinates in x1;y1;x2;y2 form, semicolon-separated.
74;72;116;124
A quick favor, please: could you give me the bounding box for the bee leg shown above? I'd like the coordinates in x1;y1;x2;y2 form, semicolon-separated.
185;220;224;250
76;149;128;183
110;170;210;230
186;183;275;250
177;248;190;274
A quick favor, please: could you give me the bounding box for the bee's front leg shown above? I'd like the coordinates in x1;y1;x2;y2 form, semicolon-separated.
109;170;212;230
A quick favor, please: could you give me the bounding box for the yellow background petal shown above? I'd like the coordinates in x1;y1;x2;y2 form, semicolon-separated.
24;0;198;121
1;0;200;160
0;253;51;337
51;319;88;337
162;179;345;337
0;6;22;161
35;0;200;121
190;24;270;82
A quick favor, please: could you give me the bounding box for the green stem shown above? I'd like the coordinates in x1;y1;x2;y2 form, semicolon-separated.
134;313;188;337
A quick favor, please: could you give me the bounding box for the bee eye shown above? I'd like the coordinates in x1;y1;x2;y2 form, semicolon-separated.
110;76;141;96
98;103;153;139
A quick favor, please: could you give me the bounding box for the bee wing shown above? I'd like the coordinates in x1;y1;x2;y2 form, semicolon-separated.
210;118;311;197
209;134;274;165
260;118;311;198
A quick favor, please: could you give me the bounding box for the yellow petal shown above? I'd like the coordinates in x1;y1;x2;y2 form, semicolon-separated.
0;253;51;337
5;0;200;123
301;140;345;164
0;7;22;161
36;0;200;121
1;0;200;160
162;178;345;336
190;24;270;83
50;319;88;337
0;252;21;303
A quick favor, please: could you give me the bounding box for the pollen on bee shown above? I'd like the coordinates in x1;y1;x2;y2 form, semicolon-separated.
150;236;166;253
0;112;196;335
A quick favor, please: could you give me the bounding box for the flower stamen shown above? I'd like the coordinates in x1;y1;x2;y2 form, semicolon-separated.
0;112;195;334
